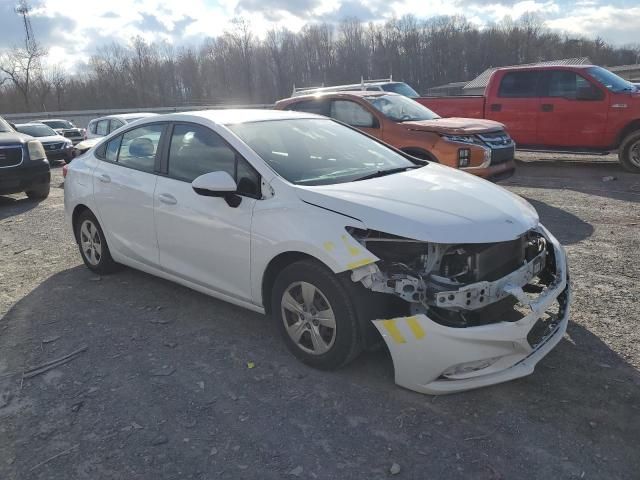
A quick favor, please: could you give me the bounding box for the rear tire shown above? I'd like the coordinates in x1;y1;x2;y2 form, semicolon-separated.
271;259;362;370
618;130;640;173
26;183;50;200
74;210;120;274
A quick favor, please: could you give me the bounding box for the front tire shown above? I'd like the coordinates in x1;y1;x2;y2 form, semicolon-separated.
272;260;362;370
618;130;640;173
26;183;50;200
75;210;120;274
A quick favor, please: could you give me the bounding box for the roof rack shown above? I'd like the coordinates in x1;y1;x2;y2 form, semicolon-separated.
291;75;395;97
292;83;325;96
360;75;393;88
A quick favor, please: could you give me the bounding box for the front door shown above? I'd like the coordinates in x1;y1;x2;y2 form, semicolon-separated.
92;123;166;267
154;123;260;302
536;70;609;148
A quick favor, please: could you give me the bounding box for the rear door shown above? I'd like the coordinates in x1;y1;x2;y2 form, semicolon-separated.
154;123;260;301
536;69;608;148
92;123;167;267
486;70;541;145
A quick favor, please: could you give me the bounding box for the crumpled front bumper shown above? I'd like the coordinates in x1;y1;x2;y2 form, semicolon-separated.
372;226;570;395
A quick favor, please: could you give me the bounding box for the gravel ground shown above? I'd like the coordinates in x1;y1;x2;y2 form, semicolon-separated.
1;156;639;480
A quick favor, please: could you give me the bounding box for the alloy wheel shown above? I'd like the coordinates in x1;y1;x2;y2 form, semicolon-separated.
79;219;102;266
281;281;336;355
630;140;640;168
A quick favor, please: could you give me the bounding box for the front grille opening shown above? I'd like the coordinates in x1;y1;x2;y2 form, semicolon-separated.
0;146;23;167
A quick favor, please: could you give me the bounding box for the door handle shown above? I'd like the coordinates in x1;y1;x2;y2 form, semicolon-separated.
98;174;111;183
158;193;177;205
490;103;502;112
541;103;554;112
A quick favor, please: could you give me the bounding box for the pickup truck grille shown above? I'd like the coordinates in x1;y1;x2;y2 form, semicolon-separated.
43;142;64;151
64;131;81;138
0;146;23;168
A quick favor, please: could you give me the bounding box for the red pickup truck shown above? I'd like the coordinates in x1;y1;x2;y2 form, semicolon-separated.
416;65;640;172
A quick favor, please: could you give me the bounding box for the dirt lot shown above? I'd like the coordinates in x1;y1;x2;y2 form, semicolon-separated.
1;156;639;479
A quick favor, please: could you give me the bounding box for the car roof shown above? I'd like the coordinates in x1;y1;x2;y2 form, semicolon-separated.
278;90;398;104
91;112;159;122
165;109;321;125
496;64;596;72
38;118;70;122
16;122;49;127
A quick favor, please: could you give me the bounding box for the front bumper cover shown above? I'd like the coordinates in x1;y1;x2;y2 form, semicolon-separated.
372;226;570;395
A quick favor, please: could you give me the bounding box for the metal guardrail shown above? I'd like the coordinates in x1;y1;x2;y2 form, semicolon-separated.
2;104;275;128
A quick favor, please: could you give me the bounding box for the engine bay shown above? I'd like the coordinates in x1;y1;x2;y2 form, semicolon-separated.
348;227;559;328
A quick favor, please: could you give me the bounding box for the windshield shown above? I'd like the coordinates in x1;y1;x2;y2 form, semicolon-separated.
228;118;419;186
587;66;635;93
0;117;12;132
16;124;58;137
365;94;440;122
42;120;74;129
381;82;420;98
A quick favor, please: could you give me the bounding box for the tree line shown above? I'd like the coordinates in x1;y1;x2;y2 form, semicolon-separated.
1;14;638;114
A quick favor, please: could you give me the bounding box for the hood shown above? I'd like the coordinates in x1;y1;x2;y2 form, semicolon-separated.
37;135;68;144
294;163;538;244
0;131;32;144
403;117;505;135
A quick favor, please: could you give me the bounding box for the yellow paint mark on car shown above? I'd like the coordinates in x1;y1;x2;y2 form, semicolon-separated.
406;316;425;340
346;258;375;270
323;241;335;252
382;319;406;344
341;235;361;256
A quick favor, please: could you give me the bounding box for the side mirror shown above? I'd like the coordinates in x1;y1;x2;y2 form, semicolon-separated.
192;171;241;207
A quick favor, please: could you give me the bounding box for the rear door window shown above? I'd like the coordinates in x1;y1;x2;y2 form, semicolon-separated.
96;120;109;136
116;124;164;173
498;71;540;98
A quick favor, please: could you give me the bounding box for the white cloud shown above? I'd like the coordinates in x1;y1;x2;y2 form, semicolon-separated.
4;0;636;73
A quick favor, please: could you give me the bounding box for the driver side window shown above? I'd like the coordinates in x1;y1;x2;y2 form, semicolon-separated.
330;100;376;128
167;124;261;197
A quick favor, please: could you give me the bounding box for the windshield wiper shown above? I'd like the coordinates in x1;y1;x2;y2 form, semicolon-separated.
353;165;421;182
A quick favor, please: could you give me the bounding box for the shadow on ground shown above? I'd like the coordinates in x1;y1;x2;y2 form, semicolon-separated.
525;197;594;245
506;159;640;204
0;196;42;221
1;265;638;479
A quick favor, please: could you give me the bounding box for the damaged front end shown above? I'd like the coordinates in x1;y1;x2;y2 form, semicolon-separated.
348;224;570;395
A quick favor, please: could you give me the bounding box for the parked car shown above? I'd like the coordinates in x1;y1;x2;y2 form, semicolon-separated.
15;123;73;164
0;116;50;199
292;77;420;98
276;91;515;180
39;118;85;145
64;109;570;395
86;113;159;139
71;137;100;159
415;65;640;172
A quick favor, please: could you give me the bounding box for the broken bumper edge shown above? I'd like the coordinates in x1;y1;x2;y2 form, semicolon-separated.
372;231;570;395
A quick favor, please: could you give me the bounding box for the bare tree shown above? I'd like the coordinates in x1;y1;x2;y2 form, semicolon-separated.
0;0;47;111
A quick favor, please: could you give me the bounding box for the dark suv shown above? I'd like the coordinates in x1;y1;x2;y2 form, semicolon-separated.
0;115;51;200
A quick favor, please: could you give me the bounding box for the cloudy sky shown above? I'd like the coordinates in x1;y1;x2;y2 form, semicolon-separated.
0;0;638;70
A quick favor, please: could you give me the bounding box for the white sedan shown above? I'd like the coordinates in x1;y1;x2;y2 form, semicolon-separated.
64;109;570;395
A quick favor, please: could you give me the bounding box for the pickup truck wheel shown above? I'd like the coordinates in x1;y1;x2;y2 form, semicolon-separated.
272;260;362;370
618;131;640;173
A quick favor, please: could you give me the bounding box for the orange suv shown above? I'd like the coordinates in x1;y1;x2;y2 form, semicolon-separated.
276;91;516;180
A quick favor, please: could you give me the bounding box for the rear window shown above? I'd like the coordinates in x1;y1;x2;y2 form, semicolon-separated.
498;71;540;98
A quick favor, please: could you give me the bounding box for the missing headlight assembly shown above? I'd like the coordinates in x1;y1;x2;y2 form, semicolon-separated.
347;226;558;328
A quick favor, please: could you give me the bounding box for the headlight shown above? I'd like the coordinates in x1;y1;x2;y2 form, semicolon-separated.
27;140;46;161
64;139;73;147
442;134;481;145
